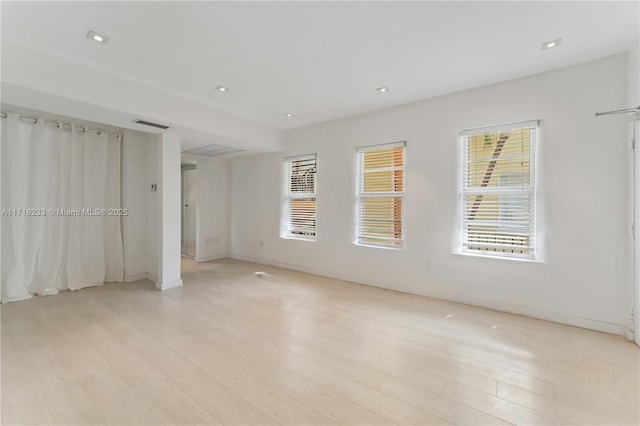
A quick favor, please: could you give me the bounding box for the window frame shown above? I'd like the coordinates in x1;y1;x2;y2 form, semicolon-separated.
460;121;537;260
355;141;406;249
281;153;317;241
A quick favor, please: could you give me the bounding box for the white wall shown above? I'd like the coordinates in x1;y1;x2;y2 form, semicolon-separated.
629;44;639;109
122;129;166;283
628;44;640;343
195;157;230;262
155;133;183;290
146;135;160;281
230;53;632;335
121;129;151;281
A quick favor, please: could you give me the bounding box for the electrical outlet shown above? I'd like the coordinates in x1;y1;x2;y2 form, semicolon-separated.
425;261;431;271
259;240;264;247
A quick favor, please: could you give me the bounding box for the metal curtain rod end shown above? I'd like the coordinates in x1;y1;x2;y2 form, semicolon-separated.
595;105;640;117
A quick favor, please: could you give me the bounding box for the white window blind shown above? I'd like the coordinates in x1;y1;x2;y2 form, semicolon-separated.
461;121;537;257
282;154;317;240
356;142;405;248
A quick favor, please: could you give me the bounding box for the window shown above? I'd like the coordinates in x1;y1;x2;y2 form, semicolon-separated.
356;142;405;248
461;121;537;258
282;154;317;240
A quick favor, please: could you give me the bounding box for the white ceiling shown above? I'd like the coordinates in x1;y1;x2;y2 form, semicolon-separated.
2;1;639;131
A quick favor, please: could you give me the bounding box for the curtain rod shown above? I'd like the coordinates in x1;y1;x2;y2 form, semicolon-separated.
595;106;640;117
1;112;121;138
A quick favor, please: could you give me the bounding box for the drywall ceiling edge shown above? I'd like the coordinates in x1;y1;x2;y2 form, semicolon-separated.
0;40;285;152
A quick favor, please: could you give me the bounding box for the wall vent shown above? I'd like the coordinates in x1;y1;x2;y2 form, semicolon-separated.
182;144;245;157
133;119;170;130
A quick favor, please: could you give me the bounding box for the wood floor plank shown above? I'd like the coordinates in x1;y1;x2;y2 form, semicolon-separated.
2;301;107;425
160;262;640;424
2;258;639;426
49;292;221;426
195;274;551;397
216;268;636;398
24;297;164;426
497;381;629;425
105;279;453;425
440;381;559;425
88;287;340;426
0;326;49;426
69;288;280;426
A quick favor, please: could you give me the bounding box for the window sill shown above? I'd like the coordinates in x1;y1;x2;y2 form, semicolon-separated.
454;250;541;263
281;236;316;242
355;242;404;251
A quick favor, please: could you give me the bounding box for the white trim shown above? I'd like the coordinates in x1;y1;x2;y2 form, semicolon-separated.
454;251;540;263
124;273;148;282
627;117;640;346
229;253;625;336
461;120;539;136
281;153;317;240
146;272;158;283
461;123;537;258
284;153;317;162
356;142;406;249
195;254;228;263
625;325;634;341
281;235;316;242
356;141;406;152
156;278;183;291
354;242;403;250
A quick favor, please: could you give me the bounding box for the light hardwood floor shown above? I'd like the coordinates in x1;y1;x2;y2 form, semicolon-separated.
2;258;639;425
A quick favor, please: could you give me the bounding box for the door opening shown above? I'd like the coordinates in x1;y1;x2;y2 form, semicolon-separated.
181;166;197;258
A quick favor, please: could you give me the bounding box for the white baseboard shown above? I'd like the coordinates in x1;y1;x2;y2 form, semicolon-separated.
156;278;183;291
625;326;634;341
229;253;626;336
126;272;158;283
125;273;148;282
195;254;228;263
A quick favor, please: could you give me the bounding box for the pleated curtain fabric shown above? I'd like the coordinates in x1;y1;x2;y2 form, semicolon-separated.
1;113;124;303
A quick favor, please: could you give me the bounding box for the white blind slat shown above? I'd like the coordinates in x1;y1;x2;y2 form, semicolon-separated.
357;143;405;248
283;154;317;240
462;124;536;256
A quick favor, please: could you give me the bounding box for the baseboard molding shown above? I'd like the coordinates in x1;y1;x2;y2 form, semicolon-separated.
195;254;229;263
624;326;634;341
125;273;148;282
156;278;183;291
230;253;626;336
125;272;158;283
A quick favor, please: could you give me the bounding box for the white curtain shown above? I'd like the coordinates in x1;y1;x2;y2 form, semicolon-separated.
1;112;124;303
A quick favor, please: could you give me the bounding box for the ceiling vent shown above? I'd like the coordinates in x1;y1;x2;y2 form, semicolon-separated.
182;144;245;157
133;119;170;130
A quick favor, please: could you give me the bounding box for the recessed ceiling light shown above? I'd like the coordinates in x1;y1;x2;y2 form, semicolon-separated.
87;30;109;44
215;86;230;92
376;86;389;93
284;113;295;118
541;38;562;51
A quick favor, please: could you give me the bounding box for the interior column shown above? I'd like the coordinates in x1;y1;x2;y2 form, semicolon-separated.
156;133;183;290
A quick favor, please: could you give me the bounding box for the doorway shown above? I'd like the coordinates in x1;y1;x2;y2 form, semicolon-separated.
635;118;640;345
181;166;197;258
